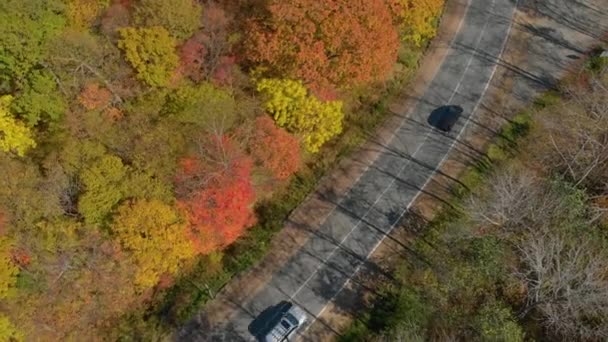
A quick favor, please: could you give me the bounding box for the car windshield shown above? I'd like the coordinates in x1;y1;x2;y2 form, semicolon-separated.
284;313;299;326
280;319;292;330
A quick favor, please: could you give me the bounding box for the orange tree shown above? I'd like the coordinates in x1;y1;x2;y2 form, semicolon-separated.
244;0;399;93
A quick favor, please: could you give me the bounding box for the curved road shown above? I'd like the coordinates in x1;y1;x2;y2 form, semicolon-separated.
180;0;517;340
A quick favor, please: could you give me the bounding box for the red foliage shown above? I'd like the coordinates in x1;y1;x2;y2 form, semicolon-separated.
178;2;235;84
11;248;31;267
250;116;301;180
177;135;256;253
179;32;207;81
244;0;399;92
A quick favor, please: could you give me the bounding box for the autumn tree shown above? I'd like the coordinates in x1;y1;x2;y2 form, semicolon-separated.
395;0;445;46
0;95;36;156
78;154;128;225
78;83;112;110
179;2;234;83
112;200;195;289
4;219;139;340
177;135;256;253
244;0;399;92
118;27;179;87
257;78;343;153
0;314;21;342
249;116;301;180
133;0;202;41
65;0;111;30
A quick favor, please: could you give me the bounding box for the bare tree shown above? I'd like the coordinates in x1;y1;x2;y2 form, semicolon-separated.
533;74;608;190
515;228;608;340
465;167;572;237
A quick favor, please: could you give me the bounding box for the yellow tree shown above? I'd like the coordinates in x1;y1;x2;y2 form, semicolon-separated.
118;27;179;87
112;200;195;289
65;0;110;30
256;78;343;153
0;95;36;156
397;0;445;46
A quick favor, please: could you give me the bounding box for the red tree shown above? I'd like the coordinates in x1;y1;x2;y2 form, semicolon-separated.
250;116;301;180
244;0;399;92
178;2;235;84
176;135;256;253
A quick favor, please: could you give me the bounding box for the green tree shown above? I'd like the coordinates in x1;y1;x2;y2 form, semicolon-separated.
11;70;67;126
473;302;524;342
112;200;195;289
257;78;343;153
78;155;128;225
0;95;36;156
0;0;65;90
118;27;179;87
133;0;202;41
0;236;18;299
164;83;236;129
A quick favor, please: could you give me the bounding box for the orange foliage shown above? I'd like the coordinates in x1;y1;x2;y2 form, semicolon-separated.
78;83;112;110
103;107;124;121
250;116;301;180
177;136;256;253
244;0;399;92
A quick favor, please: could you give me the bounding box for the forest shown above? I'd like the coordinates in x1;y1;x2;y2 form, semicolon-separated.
0;0;445;339
341;56;608;341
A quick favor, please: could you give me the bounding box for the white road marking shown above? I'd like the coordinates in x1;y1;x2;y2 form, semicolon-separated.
297;0;519;334
289;0;479;304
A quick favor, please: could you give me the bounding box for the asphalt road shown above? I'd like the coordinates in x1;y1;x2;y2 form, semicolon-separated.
181;0;518;340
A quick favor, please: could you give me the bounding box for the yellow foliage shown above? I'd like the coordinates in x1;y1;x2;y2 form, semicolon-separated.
65;0;110;30
398;0;445;46
0;314;22;342
112;200;194;290
0;95;36;157
118;27;179;87
256;79;344;153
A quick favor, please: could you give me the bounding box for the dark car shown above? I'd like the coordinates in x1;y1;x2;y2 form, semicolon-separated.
427;105;463;132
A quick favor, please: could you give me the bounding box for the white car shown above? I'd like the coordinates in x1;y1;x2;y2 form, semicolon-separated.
262;305;307;342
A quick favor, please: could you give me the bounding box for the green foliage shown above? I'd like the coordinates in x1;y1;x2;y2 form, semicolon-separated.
112;200;195;289
165;83;236;128
257;78;344;153
0;237;19;299
369;286;430;332
78;155;128;225
0;0;65;90
0;95;36;156
118;27;179;87
133;0;202;41
473;302;524;342
11;69;67;126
